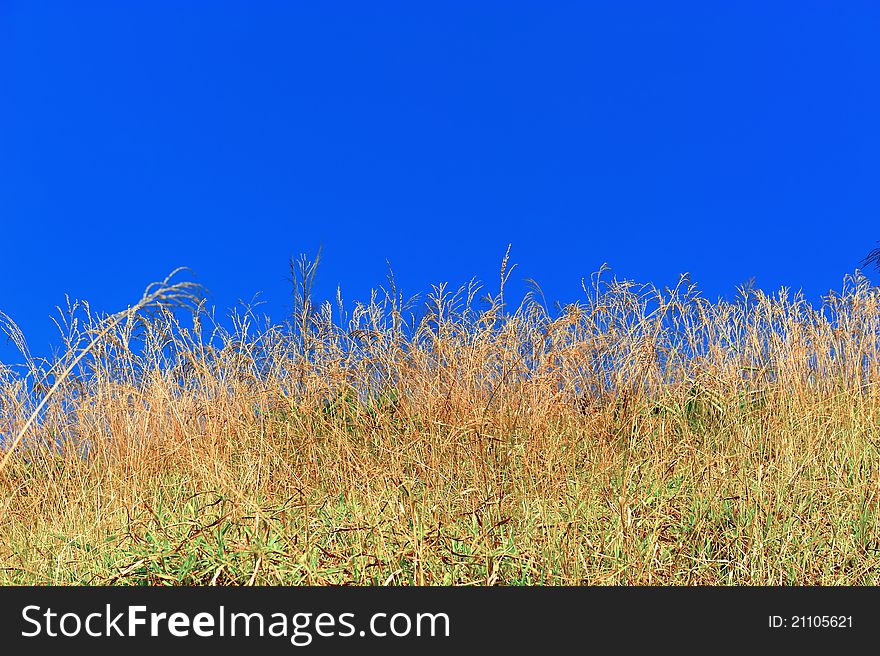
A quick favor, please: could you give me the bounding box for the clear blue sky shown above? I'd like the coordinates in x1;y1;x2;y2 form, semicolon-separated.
1;2;878;361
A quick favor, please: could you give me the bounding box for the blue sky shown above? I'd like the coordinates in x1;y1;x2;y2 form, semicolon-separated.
1;1;879;361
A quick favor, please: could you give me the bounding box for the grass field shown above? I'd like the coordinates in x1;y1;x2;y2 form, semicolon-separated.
2;259;880;585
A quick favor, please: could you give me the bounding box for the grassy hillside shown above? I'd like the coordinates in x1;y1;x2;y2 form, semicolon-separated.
2;263;880;585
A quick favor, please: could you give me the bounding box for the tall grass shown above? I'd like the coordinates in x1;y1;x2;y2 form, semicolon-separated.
2;262;880;585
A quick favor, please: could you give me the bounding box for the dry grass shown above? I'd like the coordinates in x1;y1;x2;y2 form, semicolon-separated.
2;261;880;585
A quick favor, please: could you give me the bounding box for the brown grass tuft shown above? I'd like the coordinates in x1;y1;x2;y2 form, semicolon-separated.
2;265;880;585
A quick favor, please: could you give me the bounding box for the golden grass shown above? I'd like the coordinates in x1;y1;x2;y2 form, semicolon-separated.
2;263;880;585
